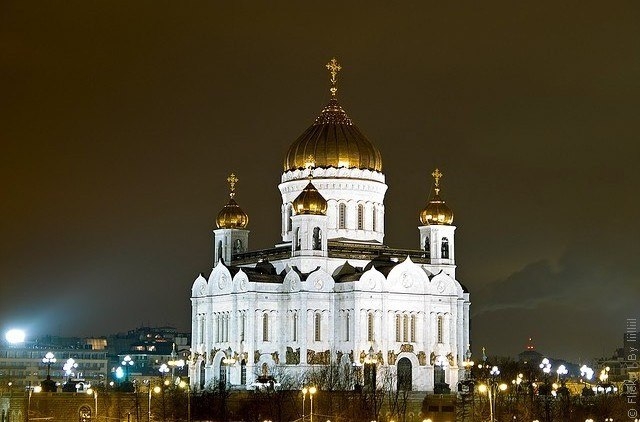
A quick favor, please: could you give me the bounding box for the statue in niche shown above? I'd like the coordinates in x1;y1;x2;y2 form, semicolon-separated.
360;350;366;364
430;351;437;365
336;350;343;363
388;350;397;365
447;352;455;366
417;351;427;366
254;350;261;365
271;351;280;364
286;347;300;364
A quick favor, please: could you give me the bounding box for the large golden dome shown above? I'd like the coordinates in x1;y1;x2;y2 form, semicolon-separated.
292;181;327;215
283;59;382;172
420;169;454;225
216;173;249;229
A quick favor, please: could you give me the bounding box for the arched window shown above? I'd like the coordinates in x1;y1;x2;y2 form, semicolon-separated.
437;315;443;344
367;313;375;342
240;313;245;342
345;313;350;341
217;240;223;261
219;361;226;387
338;203;347;229
262;313;269;342
312;227;322;250
292;313;298;342
240;359;247;385
441;237;449;259
199;360;206;389
403;314;409;342
287;205;293;232
357;204;364;230
314;313;322;341
410;315;416;342
294;228;300;251
372;206;377;231
395;314;401;342
424;237;430;258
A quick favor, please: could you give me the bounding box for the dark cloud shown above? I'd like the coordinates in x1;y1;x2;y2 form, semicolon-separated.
473;229;640;360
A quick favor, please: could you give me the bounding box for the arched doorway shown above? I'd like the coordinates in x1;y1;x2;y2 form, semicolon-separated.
397;357;412;391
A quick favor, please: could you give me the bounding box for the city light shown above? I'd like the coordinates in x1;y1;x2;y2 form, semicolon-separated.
5;329;26;344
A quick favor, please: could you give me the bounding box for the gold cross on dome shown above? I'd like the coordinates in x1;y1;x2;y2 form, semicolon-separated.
304;154;316;179
326;58;341;96
227;173;238;197
432;168;443;187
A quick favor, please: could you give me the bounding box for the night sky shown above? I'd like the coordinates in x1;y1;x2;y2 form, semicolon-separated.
1;2;638;362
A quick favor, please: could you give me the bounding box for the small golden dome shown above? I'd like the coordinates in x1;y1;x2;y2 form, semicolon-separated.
283;59;382;172
216;173;249;229
420;168;454;225
292;181;327;215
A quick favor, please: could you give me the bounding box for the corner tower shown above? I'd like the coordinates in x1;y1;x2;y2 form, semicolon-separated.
279;58;387;244
213;173;249;265
419;168;456;276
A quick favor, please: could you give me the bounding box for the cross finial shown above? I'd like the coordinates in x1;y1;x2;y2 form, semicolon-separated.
227;173;238;198
431;168;443;195
304;154;316;179
326;57;341;97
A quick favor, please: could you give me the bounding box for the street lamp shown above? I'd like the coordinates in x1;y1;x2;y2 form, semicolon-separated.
179;379;191;422
122;355;134;381
87;388;98;420
479;365;506;422
222;347;236;388
27;385;42;422
302;387;308;421
309;386;317;422
41;352;57;392
147;382;161;422
364;346;377;389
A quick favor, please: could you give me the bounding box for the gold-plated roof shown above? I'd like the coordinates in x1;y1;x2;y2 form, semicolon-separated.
216;173;249;229
420;168;454;225
292;181;328;215
283;58;383;172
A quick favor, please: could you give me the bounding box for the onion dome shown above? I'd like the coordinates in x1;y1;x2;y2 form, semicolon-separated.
420;168;454;225
216;173;249;229
283;58;383;172
292;180;327;215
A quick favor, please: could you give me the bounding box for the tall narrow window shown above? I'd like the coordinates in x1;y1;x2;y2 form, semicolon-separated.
372;206;377;231
395;314;401;342
294;228;300;251
263;313;269;342
410;315;416;343
345;313;350;342
424;237;430;258
338;203;347;229
292;313;298;342
403;314;409;342
314;313;322;341
312;227;322;250
357;204;364;230
240;360;247;385
437;315;443;344
367;313;375;342
199;316;205;344
240;313;245;342
441;237;449;259
287;205;292;232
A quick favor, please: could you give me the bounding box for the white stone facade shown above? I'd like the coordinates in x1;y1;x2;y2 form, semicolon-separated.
189;167;470;392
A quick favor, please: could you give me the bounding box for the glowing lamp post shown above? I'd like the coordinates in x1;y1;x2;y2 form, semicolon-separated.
122;355;134;381
179;379;191;422
87;388;98;420
308;386;317;422
222;347;236;388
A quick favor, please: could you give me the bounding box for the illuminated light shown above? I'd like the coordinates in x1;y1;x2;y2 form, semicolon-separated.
5;329;25;344
33;386;42;393
478;384;488;393
115;367;124;379
499;383;508;391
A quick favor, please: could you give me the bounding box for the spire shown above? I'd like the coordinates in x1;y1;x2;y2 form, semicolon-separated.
420;168;454;225
326;57;341;97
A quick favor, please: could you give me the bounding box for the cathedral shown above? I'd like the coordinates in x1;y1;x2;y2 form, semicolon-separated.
188;59;470;392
